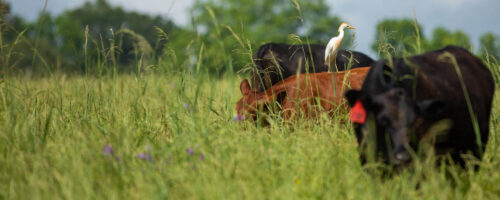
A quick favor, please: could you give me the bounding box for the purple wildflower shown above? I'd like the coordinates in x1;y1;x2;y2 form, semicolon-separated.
183;103;189;110
186;148;194;155
102;145;114;156
200;153;205;161
137;153;147;159
233;115;246;122
137;153;153;162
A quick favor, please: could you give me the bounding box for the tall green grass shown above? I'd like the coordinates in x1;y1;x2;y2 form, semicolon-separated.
1;68;500;199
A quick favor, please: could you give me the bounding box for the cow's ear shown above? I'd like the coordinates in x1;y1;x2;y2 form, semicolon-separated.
417;99;446;119
240;79;251;94
345;90;362;107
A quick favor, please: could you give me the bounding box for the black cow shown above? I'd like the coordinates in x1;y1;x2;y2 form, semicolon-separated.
345;46;495;170
251;43;374;91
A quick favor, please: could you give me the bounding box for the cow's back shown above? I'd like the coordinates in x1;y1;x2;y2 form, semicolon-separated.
413;46;494;157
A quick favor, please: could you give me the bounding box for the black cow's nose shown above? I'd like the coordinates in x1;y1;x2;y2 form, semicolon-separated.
394;151;411;164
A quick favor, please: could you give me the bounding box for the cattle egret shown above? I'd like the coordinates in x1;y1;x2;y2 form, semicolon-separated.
325;22;355;71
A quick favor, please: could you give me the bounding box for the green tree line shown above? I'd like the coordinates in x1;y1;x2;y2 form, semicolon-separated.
371;18;500;60
1;0;499;76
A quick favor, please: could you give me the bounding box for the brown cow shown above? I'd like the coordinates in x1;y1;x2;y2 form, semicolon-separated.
236;67;370;122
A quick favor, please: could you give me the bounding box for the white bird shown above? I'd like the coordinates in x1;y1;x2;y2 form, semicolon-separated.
324;22;356;71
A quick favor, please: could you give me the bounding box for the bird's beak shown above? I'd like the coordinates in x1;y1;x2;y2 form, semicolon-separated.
348;26;356;29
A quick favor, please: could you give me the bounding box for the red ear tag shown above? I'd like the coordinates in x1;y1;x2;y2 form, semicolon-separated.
350;100;367;124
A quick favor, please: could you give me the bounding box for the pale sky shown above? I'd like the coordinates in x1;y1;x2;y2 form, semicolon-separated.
6;0;500;58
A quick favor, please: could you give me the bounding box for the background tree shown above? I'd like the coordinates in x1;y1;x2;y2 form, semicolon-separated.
192;0;350;73
479;32;500;60
1;1;28;42
371;18;425;56
1;0;182;74
55;0;177;71
1;3;63;75
63;0;176;45
428;27;471;51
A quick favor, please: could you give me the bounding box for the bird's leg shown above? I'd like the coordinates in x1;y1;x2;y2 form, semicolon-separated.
326;57;331;72
333;57;339;72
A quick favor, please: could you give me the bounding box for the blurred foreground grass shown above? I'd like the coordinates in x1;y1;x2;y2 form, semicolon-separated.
1;73;500;199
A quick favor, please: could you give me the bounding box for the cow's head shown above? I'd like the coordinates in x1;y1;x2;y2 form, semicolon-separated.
344;62;446;169
235;79;265;121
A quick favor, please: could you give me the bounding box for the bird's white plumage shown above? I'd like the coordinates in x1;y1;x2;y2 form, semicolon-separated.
324;23;354;69
324;31;344;65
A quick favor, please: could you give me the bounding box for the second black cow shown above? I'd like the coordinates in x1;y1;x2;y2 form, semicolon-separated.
345;46;495;170
251;43;374;91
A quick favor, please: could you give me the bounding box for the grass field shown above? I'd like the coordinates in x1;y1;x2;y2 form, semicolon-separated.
1;68;500;199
